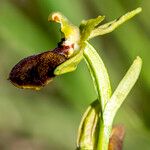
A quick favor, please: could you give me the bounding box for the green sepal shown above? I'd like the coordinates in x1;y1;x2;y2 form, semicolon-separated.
76;100;101;150
89;7;142;39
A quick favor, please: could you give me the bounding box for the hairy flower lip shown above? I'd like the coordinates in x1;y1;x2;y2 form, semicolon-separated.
9;47;68;90
8;35;79;90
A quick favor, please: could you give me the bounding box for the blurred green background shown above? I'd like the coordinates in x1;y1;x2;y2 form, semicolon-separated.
0;0;150;149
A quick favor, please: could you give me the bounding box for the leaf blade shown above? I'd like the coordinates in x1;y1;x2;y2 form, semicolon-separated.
84;42;112;111
104;56;142;126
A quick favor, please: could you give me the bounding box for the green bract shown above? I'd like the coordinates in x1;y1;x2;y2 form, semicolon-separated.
77;100;100;150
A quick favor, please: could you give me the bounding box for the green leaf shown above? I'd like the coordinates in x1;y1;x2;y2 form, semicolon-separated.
83;42;112;112
104;56;142;125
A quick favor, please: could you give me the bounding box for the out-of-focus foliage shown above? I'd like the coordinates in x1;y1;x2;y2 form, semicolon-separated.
0;0;150;149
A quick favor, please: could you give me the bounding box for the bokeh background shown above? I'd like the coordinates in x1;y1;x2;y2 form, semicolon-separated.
0;0;150;149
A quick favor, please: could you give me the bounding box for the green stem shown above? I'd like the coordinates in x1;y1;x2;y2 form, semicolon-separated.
97;120;109;150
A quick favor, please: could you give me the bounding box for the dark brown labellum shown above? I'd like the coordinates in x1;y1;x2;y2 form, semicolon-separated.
9;47;68;90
